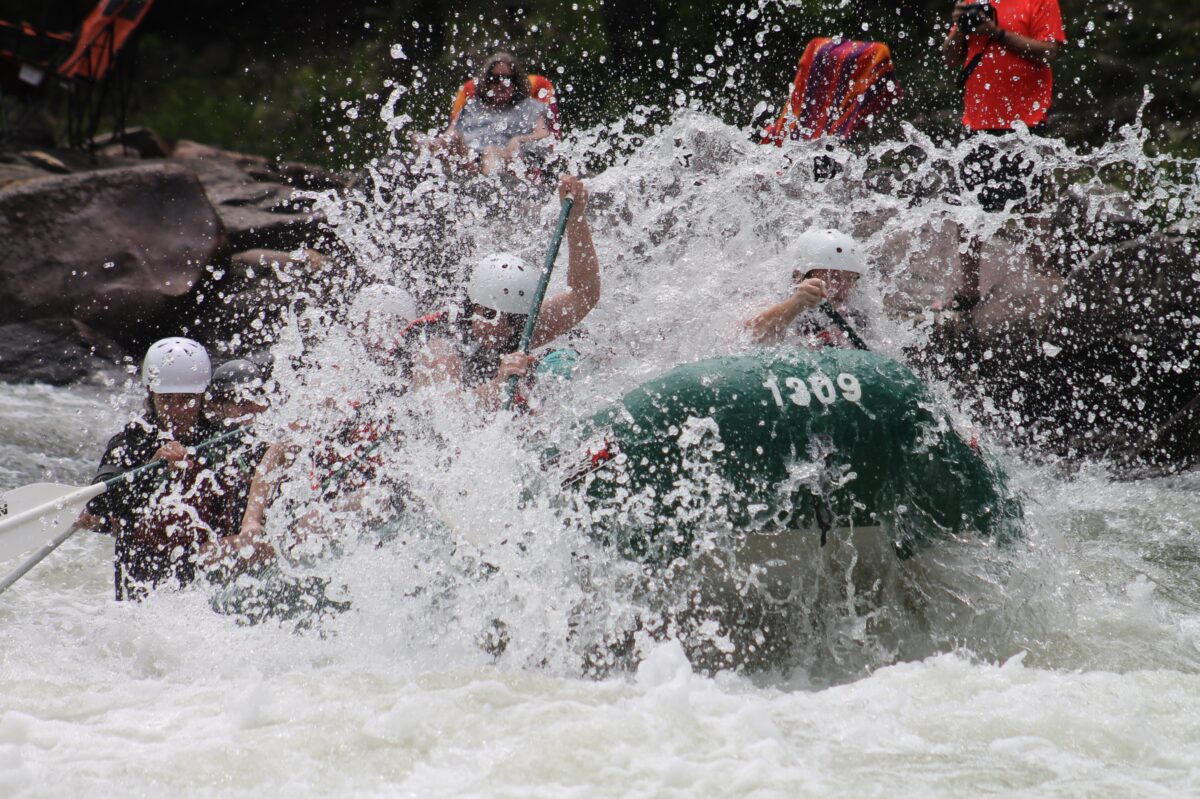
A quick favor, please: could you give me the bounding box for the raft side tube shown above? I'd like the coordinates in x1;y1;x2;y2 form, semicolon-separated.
563;350;1022;564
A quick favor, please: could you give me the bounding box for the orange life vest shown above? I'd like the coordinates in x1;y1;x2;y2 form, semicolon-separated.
448;74;561;138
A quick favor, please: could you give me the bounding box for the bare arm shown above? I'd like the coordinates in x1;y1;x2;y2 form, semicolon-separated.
532;176;601;349
193;443;288;571
505;115;551;154
476;353;536;409
983;22;1061;64
237;442;291;537
944;4;1061;68
73;511;107;533
942;4;970;67
743;278;826;345
196;527;276;572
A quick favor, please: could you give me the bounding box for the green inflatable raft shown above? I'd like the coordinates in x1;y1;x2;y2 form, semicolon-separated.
556;349;1023;564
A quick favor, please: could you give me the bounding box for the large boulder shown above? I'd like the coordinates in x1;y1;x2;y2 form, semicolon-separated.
90;127;175;159
0;163;226;346
0;317;126;385
191;248;331;352
172;140;341;251
0;162;46;191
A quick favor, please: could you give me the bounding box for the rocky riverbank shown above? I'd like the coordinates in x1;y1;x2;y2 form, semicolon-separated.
0;130;344;384
1;127;1196;474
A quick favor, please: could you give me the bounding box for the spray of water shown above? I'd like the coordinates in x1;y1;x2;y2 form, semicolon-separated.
9;8;1193;688
186;45;1186;684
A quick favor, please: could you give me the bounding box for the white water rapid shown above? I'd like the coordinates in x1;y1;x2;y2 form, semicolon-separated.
2;104;1199;796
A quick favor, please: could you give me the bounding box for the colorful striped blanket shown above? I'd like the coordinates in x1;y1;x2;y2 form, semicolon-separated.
762;38;902;144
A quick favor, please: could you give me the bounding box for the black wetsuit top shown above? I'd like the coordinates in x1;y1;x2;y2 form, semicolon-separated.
795;307;869;348
86;416;263;600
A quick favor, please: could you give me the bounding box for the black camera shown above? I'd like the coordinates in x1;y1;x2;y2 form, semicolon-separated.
958;2;997;33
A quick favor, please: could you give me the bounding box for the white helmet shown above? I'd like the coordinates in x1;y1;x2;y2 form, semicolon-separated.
141;337;212;394
349;284;417;343
466;252;541;315
789;229;867;276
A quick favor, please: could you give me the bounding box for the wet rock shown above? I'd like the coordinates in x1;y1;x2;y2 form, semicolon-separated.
173;140;345;191
0;146;95;189
271;160;346;192
205;180;293;208
216;205;320;251
19;150;70;174
173;140;328;251
191;249;330;351
0;136;348;385
0;163;226;345
96;143;143;162
90;127;174;159
229;248;329;282
4;146;98;174
0;162;47;190
0;318;125;385
172;139;271;171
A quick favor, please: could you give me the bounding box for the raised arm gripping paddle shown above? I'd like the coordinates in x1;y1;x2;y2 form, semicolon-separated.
504;196;574;410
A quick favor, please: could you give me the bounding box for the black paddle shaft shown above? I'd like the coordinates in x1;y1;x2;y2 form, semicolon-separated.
819;301;870;351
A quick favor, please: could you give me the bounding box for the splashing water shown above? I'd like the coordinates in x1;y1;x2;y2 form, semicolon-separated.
3;52;1200;796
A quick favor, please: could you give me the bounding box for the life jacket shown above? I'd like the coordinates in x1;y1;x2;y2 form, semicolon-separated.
795;309;866;350
120;454;224;598
89;415;225;600
448;74;561;138
309;410;387;496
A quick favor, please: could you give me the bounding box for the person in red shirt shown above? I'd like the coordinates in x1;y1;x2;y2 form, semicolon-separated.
941;0;1066;310
943;0;1065;131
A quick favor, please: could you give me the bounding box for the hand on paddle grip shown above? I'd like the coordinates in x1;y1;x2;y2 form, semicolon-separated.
789;274;827;311
559;175;588;218
497;353;535;381
152;440;188;467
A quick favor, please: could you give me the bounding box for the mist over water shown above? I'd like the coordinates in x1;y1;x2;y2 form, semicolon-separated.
3;59;1200;798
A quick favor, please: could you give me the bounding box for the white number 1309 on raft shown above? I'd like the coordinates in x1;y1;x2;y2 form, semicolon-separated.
762;372;862;407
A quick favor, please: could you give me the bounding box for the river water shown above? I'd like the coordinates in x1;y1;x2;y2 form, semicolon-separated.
3;112;1200;796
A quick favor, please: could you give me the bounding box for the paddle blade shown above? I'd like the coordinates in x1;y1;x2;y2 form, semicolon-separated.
0;482;102;562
